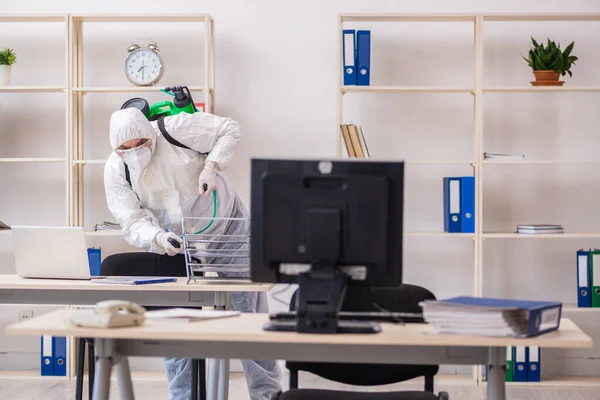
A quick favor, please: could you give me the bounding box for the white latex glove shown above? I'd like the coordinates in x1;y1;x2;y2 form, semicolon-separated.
156;231;183;256
199;161;218;196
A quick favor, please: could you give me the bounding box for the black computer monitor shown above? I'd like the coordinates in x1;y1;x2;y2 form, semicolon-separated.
250;158;404;334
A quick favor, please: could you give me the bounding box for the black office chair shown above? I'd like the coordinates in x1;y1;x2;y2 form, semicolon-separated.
280;284;449;400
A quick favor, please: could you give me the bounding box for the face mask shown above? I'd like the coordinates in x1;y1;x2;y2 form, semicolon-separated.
120;145;152;170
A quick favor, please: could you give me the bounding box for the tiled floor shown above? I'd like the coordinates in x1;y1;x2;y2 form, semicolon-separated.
1;372;600;400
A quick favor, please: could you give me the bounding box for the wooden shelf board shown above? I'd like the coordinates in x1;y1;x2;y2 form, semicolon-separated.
0;15;67;23
483;233;600;239
0;86;65;93
483;14;600;22
506;376;600;387
0;158;66;163
0;369;67;380
484;160;600;165
407;160;474;165
485;86;600;93
72;160;106;165
340;14;476;23
85;230;124;237
563;304;600;313
342;86;473;94
71;86;206;93
71;14;211;23
405;232;474;238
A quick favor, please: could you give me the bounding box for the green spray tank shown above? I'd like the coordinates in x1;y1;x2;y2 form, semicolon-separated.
120;86;198;121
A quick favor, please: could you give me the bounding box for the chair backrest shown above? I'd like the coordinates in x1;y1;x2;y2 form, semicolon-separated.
287;283;439;387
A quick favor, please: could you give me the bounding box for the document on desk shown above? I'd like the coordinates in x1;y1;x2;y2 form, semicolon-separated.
92;277;177;285
145;308;240;323
420;297;562;337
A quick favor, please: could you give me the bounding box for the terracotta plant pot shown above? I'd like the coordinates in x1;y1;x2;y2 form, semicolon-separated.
531;70;563;86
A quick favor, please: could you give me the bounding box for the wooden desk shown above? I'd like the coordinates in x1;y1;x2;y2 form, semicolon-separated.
0;274;273;307
6;311;593;400
0;274;273;400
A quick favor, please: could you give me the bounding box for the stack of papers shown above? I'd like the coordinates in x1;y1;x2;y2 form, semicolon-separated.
420;297;562;337
94;221;121;231
516;224;563;234
145;308;240;323
483;152;525;160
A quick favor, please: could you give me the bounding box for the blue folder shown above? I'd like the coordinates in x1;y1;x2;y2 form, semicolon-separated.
513;345;528;382
460;176;475;233
356;30;370;86
577;249;591;307
527;346;541;382
53;336;66;376
342;30;357;85
40;335;54;376
443;177;461;232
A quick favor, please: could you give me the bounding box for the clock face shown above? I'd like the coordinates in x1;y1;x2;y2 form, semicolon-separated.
125;48;163;86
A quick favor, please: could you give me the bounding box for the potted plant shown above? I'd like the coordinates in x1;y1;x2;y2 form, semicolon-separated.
0;48;17;86
523;38;577;86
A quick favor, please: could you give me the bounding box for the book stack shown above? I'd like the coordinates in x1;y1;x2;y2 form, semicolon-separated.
340;124;370;159
420;296;562;338
516;224;563;234
94;221;121;232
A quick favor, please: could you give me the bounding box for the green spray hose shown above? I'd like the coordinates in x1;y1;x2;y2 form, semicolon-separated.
179;187;217;238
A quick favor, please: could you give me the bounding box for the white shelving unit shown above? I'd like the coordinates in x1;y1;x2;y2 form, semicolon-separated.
0;12;215;379
68;13;215;229
338;12;600;388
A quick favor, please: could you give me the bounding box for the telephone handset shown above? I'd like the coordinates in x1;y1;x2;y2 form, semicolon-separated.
69;300;146;329
96;300;146;316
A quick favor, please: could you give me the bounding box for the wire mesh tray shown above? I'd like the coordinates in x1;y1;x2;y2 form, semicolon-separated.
182;216;251;284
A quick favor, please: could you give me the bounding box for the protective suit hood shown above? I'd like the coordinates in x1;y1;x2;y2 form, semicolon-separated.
109;107;157;154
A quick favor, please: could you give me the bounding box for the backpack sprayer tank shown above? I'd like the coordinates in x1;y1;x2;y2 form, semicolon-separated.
120;86;198;121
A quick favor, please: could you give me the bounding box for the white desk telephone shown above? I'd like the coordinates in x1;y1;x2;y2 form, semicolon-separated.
69;300;146;329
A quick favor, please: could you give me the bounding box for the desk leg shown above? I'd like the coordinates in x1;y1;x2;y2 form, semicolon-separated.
207;358;220;400
217;359;230;400
486;347;507;400
115;356;135;400
92;339;113;400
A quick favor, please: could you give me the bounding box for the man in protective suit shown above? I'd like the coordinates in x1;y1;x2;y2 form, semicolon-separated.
101;107;282;400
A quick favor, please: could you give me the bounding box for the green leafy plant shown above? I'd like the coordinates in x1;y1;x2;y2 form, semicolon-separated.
0;48;17;66
522;37;577;77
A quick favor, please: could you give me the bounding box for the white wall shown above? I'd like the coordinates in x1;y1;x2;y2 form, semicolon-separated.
2;0;600;379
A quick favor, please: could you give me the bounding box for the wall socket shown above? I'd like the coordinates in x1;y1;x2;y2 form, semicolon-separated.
18;309;34;322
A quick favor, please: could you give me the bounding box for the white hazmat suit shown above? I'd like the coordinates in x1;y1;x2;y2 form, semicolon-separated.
103;107;281;400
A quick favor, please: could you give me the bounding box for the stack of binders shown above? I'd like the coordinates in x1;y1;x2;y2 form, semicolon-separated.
40;336;66;376
576;249;600;308
420;296;562;337
484;346;541;382
342;29;370;86
443;176;475;233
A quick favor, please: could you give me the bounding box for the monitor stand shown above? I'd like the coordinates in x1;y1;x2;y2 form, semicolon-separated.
263;265;380;334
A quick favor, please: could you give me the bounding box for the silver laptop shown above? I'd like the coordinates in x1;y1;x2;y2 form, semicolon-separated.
12;226;91;280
